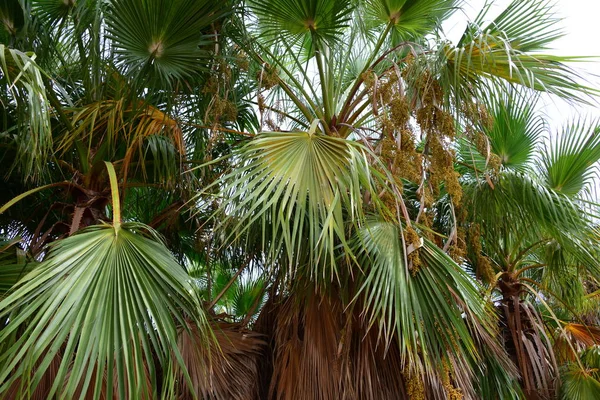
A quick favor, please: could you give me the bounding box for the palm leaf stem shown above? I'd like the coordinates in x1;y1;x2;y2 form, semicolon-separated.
315;44;333;124
246;101;308;128
252;43;322;120
208;258;251;310
276;37;321;104
0;182;74;214
338;37;413;131
509;239;552;271
104;161;121;232
514;263;546;278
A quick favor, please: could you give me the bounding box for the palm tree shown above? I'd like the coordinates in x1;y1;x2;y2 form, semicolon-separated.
0;0;599;399
0;0;261;397
205;0;599;398
455;91;600;398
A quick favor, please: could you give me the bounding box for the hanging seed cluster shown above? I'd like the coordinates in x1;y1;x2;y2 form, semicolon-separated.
448;225;467;263
365;59;471;261
467;223;495;283
442;361;464;400
405;225;422;274
404;372;426;400
257;64;280;90
201;59;240;157
234;50;250;72
202;60;238;124
375;70;422;189
463;102;501;174
369;63;464;212
411;69;462;207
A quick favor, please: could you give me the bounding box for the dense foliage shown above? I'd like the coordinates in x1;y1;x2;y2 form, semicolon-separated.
1;0;600;399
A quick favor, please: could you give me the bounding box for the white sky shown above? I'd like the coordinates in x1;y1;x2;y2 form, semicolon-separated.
538;0;599;129
445;0;600;132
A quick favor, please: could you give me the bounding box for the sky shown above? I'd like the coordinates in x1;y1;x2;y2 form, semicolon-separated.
445;0;600;132
535;0;599;129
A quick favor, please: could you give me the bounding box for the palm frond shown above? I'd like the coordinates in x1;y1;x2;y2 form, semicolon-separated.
364;0;457;39
232;277;265;321
248;0;354;46
464;171;588;241
561;367;600;400
0;238;36;295
541;119;600;197
0;222;207;399
353;219;497;385
482;90;545;172
56;99;186;185
206;130;379;283
0;44;52;181
106;0;229;85
442;0;597;103
457;90;545;174
460;0;563;52
31;0;76;24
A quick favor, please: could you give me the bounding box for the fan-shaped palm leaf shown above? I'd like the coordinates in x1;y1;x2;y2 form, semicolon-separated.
207;129;379;282
460;0;562;52
457;90;545;174
483;91;545;172
232;277;265;320
31;0;76;24
561;368;600;400
248;0;354;46
0;222;207;398
106;0;229;84
0;238;36;296
443;0;597;103
541;119;600;197
365;0;457;39
464;171;588;241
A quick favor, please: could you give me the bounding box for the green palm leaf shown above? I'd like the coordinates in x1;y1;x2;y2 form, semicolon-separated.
0;222;207;399
457;90;545;174
459;0;563;52
464;172;584;239
443;0;597;103
0;44;52;181
365;0;457;39
541;119;600;197
353;220;496;382
207;129;378;282
462;170;600;287
483;91;545;172
0;238;36;296
31;0;76;24
106;0;229;84
561;368;600;400
248;0;354;46
0;261;36;295
0;0;24;39
232;277;265;320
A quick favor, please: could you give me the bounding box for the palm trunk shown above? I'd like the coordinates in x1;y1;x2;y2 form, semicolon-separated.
498;277;558;399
